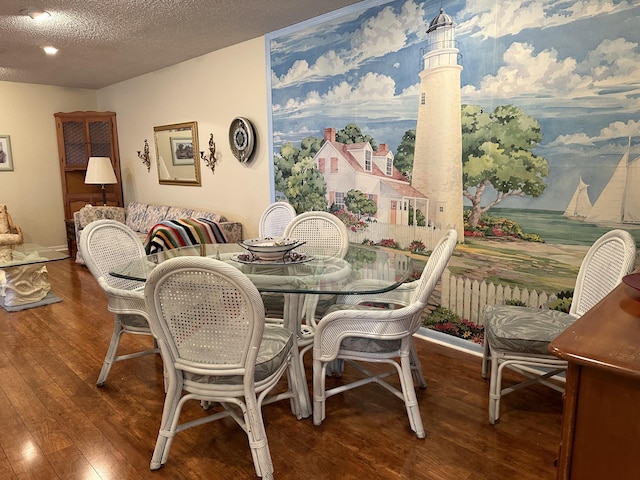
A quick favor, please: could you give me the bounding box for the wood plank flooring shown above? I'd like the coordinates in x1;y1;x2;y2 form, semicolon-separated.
0;258;562;479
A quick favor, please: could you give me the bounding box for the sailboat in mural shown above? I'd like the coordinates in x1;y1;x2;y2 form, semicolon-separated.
585;141;640;224
563;175;592;220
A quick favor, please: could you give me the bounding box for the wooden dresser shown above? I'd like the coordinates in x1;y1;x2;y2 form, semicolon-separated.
549;279;640;480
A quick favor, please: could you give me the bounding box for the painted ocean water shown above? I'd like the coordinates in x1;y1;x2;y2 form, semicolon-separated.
489;208;640;246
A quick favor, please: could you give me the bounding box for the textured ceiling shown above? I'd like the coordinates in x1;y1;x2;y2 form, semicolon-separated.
0;0;362;89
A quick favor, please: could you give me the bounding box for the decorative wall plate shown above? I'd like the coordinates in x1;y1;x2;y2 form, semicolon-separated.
229;117;255;162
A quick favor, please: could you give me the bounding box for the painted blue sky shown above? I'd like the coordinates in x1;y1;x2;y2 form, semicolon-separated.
267;0;640;211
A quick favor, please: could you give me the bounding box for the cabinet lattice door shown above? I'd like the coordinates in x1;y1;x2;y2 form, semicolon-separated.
55;111;123;220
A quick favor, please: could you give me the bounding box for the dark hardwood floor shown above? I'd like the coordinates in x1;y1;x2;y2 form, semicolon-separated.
0;258;562;479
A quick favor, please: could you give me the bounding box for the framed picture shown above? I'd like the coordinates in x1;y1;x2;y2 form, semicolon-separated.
170;137;194;166
0;135;13;171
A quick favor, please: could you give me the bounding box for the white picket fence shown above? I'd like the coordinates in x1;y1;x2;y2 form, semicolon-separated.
346;222;448;250
439;269;558;325
346;222;560;326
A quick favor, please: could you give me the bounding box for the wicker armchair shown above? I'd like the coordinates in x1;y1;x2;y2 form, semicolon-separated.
0;204;23;262
482;229;636;424
312;229;458;438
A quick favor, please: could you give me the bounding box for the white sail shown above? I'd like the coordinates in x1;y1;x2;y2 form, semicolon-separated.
563;175;592;219
585;142;640;224
623;155;640;222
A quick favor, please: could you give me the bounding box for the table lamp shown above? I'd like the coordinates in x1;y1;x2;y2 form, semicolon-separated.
85;157;117;206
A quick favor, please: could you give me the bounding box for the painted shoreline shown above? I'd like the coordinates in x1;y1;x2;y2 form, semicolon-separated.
406;236;592;293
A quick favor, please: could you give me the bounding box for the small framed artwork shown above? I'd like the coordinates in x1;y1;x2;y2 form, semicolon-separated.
170;137;194;166
0;135;13;171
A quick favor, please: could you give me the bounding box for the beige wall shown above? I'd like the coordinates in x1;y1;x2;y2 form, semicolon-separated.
98;37;272;241
0;82;98;248
1;37;272;248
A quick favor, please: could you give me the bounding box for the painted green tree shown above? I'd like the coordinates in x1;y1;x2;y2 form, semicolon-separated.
336;123;378;150
273;138;325;211
462;104;549;227
394;129;415;181
286;158;327;212
344;189;377;218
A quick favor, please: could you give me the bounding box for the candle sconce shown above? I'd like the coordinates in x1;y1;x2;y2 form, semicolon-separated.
137;139;151;172
200;133;217;174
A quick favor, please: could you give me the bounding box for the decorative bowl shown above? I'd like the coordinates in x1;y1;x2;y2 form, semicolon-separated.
239;237;304;261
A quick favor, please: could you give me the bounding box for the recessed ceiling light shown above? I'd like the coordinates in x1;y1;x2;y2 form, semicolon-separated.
43;46;58;55
21;9;51;21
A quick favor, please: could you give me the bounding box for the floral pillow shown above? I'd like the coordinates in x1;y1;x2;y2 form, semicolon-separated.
125;201;149;232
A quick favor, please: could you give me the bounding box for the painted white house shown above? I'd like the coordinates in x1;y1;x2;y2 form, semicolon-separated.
314;128;428;225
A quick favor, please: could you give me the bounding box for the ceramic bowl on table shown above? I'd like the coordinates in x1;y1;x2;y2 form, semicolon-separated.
239;237;304;261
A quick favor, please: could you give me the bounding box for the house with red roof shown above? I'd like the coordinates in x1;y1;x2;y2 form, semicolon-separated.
314;128;428;225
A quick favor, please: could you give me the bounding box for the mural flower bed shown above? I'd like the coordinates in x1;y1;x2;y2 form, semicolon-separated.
378;238;399;249
409;240;426;253
463;211;544;243
423;306;484;345
332;209;368;232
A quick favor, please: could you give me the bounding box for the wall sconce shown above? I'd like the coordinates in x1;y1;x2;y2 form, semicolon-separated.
137;139;151;172
200;133;217;174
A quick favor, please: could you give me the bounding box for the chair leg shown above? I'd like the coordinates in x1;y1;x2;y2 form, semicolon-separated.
488;355;500;424
150;378;183;470
97;318;124;387
409;339;427;388
481;340;490;379
243;394;274;480
312;359;327;426
399;354;425;438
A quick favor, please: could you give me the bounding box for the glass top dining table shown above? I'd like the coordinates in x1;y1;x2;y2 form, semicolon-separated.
110;242;413;418
109;243;413;296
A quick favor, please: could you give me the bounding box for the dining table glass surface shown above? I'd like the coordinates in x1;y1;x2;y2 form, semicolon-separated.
109;243;413;296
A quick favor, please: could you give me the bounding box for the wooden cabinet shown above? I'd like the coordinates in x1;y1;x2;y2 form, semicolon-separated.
55;111;124;220
549;281;640;480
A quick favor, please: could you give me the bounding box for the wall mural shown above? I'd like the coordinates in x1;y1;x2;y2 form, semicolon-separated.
266;0;640;341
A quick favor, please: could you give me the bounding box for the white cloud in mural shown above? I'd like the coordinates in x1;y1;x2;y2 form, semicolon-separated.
275;72;398;112
274;51;353;87
549;119;640;146
272;0;427;89
272;125;316;147
461;42;583;98
458;0;635;40
462;37;640;112
579;38;640;84
273;71;420;124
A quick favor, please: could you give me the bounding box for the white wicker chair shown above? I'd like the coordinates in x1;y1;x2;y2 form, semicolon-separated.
334;278;428;388
79;219;158;386
257;202;297;317
143;256;301;478
258;201;296;238
312;229;457;438
282;211;350;373
482;229;637;424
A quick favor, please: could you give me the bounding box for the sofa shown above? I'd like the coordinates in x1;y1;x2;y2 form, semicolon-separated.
73;201;242;264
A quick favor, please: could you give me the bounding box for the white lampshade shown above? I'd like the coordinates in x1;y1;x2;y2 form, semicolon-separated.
85;157;117;185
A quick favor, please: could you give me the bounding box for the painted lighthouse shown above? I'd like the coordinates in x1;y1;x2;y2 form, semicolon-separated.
411;8;464;240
